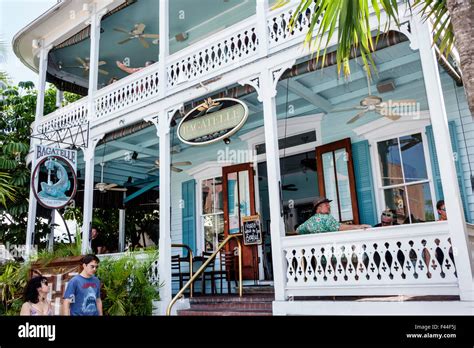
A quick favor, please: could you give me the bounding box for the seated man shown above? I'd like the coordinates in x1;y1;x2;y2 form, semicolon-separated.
437;200;447;221
374;209;399;227
296;197;371;234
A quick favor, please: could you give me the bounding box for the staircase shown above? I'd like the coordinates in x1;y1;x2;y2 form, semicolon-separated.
177;287;274;316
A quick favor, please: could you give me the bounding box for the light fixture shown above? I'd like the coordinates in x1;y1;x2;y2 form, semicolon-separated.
223;138;231;145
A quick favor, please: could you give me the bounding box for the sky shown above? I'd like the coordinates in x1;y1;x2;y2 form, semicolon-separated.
0;0;57;85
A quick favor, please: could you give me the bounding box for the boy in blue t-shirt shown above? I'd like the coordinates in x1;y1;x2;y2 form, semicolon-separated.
63;254;103;316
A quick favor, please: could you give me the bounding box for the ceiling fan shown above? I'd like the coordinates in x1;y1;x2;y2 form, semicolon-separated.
114;23;160;48
140;198;160;207
95;162;127;193
63;57;109;76
331;74;416;124
147;160;192;173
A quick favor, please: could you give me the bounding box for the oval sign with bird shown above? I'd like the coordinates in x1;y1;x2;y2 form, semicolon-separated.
177;98;249;146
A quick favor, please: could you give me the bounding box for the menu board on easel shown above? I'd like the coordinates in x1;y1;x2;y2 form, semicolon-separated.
242;215;262;246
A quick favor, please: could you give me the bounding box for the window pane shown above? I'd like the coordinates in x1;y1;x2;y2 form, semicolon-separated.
216;214;225;246
407;183;435;222
203;215;215;252
383;187;408;225
214;177;223;213
378;138;403;186
322;152;340;220
335;149;353;221
227;173;240;234
238;171;251;217
202;179;214;214
400;133;428;182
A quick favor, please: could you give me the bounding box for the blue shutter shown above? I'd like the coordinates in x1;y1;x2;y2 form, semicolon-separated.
352;140;378;226
426;121;470;221
182;179;196;254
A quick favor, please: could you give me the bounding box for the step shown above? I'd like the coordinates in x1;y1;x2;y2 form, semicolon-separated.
177;308;272;316
189;302;273;311
189;294;274;304
242;285;275;295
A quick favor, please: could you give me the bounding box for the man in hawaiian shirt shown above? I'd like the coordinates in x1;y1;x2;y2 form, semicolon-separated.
297;197;371;234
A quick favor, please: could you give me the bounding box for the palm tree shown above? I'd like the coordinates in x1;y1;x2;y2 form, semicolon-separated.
0;172;15;208
273;0;474;117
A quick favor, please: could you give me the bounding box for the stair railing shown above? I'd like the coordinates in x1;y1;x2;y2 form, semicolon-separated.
171;243;194;297
166;234;243;316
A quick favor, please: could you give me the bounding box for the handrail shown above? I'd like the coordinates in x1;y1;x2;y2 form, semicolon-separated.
171;243;194;298
166;234;243;316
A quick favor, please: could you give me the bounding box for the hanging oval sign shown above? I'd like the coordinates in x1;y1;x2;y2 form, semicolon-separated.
32;145;77;209
177;98;249;146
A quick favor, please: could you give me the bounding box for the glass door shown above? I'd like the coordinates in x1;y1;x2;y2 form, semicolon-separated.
316;138;360;224
222;163;258;281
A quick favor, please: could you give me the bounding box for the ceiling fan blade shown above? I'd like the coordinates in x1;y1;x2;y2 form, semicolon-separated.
139;37;149;48
109;188;128;192
118;38;132;45
141;34;160;39
346;110;368;124
147;167;159;174
172;161;192;166
113;28;130;34
98;69;109;75
135;23;146;34
76;57;87;66
171;166;183;173
383;112;402;121
104;183;118;189
98;61;107;66
331;106;366;113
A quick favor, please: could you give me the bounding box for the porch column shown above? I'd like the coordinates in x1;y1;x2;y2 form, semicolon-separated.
119;208;126;252
158;0;169;99
26;42;50;259
413;15;473;300
81;138;101;254
259;65;294;301
256;0;269;58
86;4;106;95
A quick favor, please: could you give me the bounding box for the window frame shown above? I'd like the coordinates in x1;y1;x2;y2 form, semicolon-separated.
371;129;437;223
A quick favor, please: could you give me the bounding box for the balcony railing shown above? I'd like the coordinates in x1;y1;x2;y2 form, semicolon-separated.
282;221;459;298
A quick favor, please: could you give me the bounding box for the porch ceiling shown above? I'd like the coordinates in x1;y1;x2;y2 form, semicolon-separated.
48;0;256;88
78;40;427;192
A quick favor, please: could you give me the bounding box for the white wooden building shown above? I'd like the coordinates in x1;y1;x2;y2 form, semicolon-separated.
14;0;474;315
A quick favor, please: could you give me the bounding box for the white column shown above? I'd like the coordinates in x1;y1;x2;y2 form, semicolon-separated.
158;110;172;314
26;43;49;259
256;0;269;58
413;15;473;300
81;138;101;254
119;208;126;252
87;5;105;95
260;69;287;302
158;0;169;99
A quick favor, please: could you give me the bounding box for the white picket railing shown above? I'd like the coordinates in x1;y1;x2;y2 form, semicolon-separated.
282;221;459;297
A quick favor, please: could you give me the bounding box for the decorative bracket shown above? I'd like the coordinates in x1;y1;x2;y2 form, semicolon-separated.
31;121;90;149
397;20;419;51
81;135;103;162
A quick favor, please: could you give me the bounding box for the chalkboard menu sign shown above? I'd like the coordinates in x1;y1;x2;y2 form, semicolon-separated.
242;215;262;246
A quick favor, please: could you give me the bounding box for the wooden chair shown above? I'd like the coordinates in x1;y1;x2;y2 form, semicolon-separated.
199;251;216;295
171;254;183;290
212;250;238;294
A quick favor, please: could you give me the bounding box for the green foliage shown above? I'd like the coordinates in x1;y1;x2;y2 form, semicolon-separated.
34;232;83;266
96;250;160;316
0;261;30;315
272;0;454;79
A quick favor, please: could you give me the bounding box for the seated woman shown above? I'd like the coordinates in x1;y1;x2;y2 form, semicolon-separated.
20;276;53;316
374;209;399;227
296;197;371;234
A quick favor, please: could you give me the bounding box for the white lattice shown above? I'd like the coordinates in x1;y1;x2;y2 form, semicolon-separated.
282;223;459;296
94;67;160;119
166;24;259;89
267;2;320;49
37;98;88;135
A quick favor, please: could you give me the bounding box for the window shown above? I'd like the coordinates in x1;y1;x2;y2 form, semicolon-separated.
377;133;435;224
201;177;224;252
